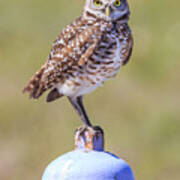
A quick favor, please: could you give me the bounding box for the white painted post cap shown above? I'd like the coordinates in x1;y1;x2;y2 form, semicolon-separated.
42;126;135;180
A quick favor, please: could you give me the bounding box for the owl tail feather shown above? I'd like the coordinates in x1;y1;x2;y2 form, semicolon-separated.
23;66;46;99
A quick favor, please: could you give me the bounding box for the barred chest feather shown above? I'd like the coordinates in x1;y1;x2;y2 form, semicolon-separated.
58;22;132;97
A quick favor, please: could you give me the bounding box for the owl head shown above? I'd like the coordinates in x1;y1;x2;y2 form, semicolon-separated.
84;0;130;23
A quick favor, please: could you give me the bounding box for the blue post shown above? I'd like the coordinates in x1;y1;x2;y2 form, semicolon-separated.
42;126;135;180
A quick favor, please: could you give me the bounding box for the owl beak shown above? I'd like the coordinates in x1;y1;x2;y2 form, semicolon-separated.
105;7;111;17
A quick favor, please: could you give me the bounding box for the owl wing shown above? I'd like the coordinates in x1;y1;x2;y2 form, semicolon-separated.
122;32;133;65
117;23;133;65
23;17;102;99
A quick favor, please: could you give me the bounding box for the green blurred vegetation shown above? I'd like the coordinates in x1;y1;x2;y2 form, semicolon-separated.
0;0;180;179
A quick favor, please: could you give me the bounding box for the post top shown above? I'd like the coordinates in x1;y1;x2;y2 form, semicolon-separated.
42;126;135;180
42;150;135;180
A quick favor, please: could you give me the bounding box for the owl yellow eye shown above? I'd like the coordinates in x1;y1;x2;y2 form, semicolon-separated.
113;0;121;7
93;0;102;7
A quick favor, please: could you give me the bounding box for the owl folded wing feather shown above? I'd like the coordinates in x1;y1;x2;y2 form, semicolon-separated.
23;17;102;99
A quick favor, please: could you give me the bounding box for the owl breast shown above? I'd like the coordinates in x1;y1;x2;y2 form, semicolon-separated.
58;24;131;97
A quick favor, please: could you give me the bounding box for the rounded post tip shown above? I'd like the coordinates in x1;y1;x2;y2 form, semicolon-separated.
42;125;135;180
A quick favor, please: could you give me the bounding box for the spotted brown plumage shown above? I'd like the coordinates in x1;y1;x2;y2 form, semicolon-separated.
23;0;133;127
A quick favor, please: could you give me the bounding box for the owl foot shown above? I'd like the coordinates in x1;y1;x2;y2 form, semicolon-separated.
75;125;104;151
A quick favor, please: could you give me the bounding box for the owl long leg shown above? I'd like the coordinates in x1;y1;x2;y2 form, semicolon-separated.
68;96;92;127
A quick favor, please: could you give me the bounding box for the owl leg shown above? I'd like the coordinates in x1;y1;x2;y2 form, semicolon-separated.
68;96;92;127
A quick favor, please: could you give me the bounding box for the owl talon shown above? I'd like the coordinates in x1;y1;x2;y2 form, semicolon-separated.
75;125;104;151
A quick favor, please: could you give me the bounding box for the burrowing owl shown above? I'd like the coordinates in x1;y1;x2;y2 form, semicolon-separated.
23;0;133;127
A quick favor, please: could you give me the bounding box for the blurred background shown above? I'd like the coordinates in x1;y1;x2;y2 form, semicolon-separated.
0;0;180;179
